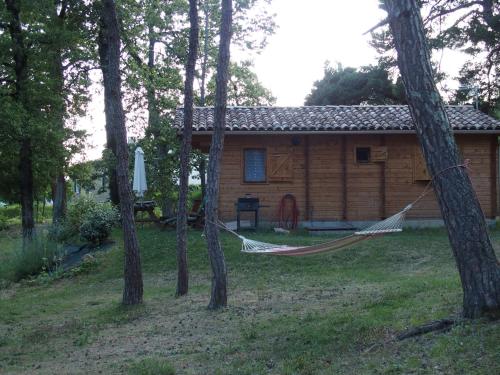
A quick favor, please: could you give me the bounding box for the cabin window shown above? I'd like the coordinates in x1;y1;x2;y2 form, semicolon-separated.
356;147;371;163
244;149;266;182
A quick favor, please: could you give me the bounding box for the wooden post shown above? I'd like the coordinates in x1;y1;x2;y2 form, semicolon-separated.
491;136;498;219
380;135;387;219
341;135;347;221
304;135;310;221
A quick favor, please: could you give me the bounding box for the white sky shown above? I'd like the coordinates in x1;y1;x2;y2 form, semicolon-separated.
78;0;468;160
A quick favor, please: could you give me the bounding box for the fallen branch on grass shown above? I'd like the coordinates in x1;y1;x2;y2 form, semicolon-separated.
363;318;456;354
396;319;455;341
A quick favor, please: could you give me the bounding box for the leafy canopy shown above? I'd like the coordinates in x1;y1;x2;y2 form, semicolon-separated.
305;63;406;106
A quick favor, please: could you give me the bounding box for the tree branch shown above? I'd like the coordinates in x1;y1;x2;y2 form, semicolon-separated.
396;319;455;340
424;1;483;25
363;18;388;35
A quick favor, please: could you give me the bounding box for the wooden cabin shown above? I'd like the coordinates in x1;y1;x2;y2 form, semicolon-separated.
175;105;500;228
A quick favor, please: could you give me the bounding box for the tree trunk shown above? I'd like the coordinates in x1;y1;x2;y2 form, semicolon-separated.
19;138;35;240
5;0;35;242
385;0;500;318
104;14;119;208
52;173;66;223
197;1;210;199
205;0;232;310
176;0;199;297
98;0;143;305
106;134;120;206
51;6;67;224
199;155;207;199
144;23;175;219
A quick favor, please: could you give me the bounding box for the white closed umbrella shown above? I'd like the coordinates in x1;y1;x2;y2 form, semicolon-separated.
133;147;147;199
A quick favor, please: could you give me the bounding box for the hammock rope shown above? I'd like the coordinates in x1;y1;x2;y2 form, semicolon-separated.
214;161;471;256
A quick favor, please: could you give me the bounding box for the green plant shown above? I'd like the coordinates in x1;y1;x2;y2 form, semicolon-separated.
0;213;8;231
68;254;100;277
0;235;63;282
50;196;118;244
64;195;100;239
79;203;119;244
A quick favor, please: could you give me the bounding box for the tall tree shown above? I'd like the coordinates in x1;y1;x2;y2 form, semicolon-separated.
4;0;35;242
371;1;500;116
205;0;233;309
48;0;94;224
1;1;89;233
305;63;405;106
119;0;186;218
384;0;500;318
195;0;275;196
98;0;143;305
176;0;199;297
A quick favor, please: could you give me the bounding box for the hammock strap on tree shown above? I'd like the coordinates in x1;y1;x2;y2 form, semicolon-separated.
213;161;471;256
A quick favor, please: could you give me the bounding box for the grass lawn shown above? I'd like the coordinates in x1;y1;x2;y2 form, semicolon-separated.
0;226;499;374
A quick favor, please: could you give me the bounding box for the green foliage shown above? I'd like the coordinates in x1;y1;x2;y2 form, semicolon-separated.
0;234;63;282
127;357;175;375
0;204;51;229
206;60;276;106
79;203;119;244
114;0;276;215
67;254;100;277
374;1;499;116
0;0;91;204
305;62;406;106
0;214;8;231
50;195;118;244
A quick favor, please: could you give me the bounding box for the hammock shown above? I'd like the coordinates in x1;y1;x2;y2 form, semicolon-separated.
214;162;470;257
215;203;411;256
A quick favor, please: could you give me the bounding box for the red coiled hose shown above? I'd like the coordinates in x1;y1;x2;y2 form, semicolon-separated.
277;193;299;230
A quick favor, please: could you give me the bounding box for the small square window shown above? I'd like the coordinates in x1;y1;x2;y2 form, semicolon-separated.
244;149;266;182
356;147;371;163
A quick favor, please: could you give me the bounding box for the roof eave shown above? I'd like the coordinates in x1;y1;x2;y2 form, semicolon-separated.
189;130;500;135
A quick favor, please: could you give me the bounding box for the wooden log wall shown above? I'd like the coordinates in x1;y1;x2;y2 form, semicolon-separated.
192;133;497;222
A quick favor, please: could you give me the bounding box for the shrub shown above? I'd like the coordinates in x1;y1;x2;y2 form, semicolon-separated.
0;235;63;282
64;195;100;239
50;196;118;244
0;213;8;231
79;203;119;244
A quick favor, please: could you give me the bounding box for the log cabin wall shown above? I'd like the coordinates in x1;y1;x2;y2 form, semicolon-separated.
192;133;497;223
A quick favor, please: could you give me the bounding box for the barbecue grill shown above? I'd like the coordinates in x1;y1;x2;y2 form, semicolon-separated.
235;197;265;231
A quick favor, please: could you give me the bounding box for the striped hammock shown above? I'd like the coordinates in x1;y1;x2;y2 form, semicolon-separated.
214;162;469;257
216;203;411;256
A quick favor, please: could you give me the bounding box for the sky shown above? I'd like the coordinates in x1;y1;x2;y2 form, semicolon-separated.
78;0;467;160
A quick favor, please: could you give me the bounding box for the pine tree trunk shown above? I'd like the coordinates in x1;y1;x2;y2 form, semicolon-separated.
176;0;199;297
52;173;66;223
98;0;143;305
51;8;67;224
5;0;35;243
385;0;500;318
205;0;232;310
106;133;120;206
199;156;207;199
19;138;35;241
197;1;210;199
104;14;119;208
143;23;175;219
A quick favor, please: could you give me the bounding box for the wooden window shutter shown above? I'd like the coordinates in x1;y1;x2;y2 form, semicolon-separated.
414;147;431;181
268;147;293;182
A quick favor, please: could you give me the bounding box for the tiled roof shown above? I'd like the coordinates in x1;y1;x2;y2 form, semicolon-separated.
173;105;500;132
